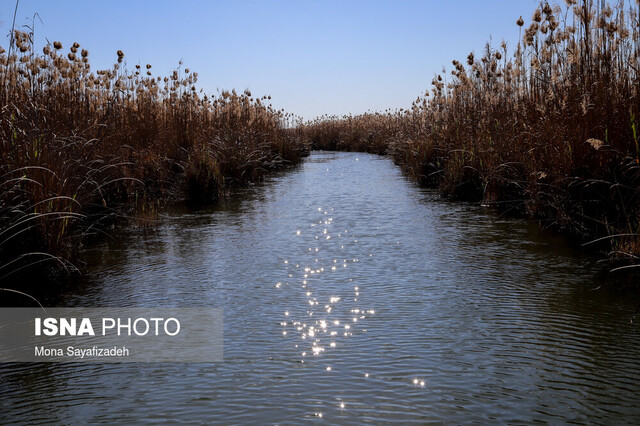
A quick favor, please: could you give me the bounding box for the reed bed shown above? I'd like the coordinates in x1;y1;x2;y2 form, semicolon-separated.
301;0;640;264
0;30;309;291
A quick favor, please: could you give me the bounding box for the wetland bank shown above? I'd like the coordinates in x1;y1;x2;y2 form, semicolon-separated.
3;0;640;293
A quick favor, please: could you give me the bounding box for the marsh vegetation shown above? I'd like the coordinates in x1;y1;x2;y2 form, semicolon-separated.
0;29;309;289
303;0;640;265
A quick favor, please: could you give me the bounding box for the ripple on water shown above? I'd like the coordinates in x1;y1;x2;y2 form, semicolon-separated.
3;152;640;423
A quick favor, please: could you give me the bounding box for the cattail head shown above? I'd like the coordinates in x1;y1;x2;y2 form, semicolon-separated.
81;49;89;58
517;16;525;27
54;41;63;50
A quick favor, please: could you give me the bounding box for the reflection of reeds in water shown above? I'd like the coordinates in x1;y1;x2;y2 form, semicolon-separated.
303;0;640;264
0;30;309;291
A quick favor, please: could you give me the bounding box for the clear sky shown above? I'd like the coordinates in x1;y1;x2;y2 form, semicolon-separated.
3;0;539;119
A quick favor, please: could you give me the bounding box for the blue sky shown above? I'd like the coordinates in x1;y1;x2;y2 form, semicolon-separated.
3;0;538;119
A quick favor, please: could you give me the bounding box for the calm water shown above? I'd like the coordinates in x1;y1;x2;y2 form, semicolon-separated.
2;151;640;423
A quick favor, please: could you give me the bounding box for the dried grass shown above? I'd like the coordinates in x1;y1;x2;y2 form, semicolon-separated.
0;30;309;290
302;0;640;262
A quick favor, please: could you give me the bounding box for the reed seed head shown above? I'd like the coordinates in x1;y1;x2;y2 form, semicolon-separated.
467;52;474;65
586;138;604;150
533;9;542;23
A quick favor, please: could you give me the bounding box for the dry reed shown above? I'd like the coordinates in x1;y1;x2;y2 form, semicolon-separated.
0;30;309;293
302;0;640;264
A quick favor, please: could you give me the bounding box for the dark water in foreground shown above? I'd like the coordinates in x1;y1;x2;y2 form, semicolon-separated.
2;151;640;423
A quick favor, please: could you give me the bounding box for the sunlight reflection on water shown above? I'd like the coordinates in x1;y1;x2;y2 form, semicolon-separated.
2;152;640;423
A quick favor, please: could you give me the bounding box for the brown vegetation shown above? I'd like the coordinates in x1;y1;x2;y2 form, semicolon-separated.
302;0;640;265
0;31;309;289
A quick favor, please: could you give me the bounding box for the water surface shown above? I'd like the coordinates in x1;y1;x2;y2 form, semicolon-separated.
2;151;639;423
